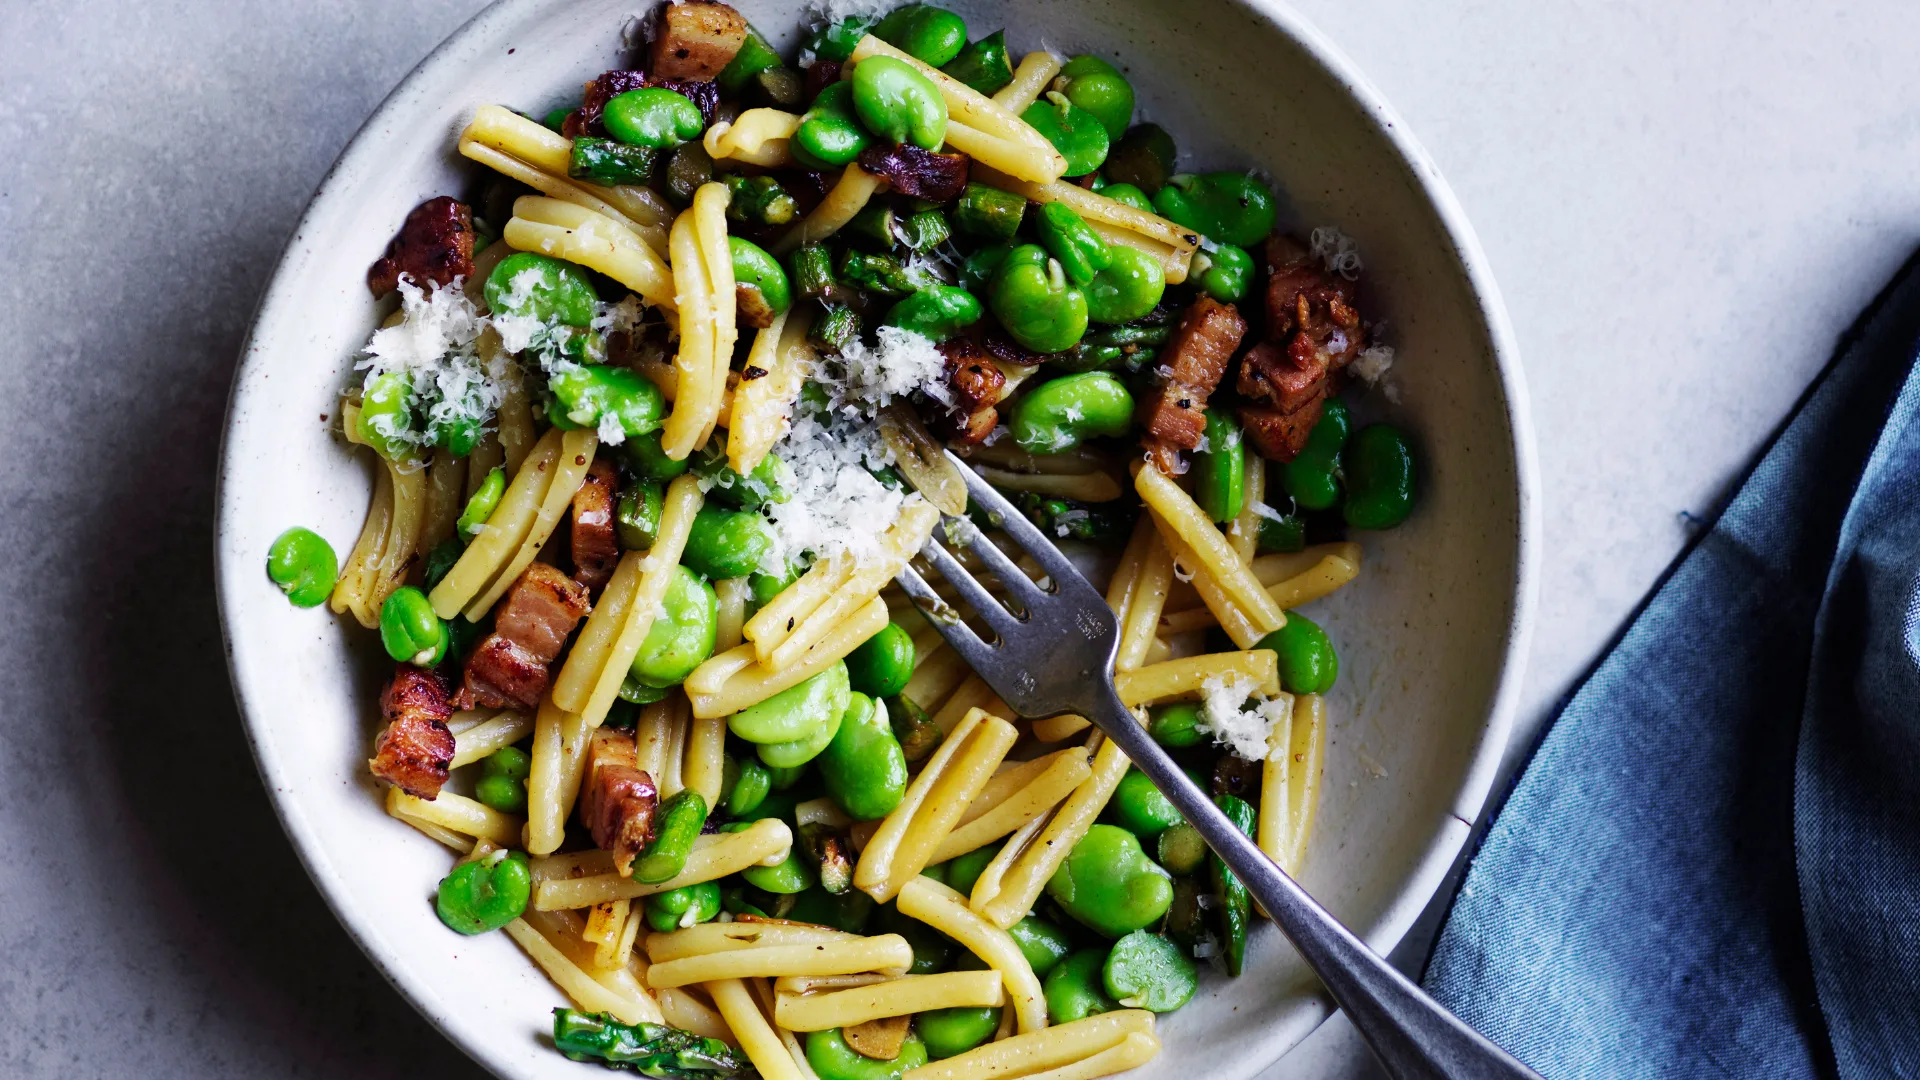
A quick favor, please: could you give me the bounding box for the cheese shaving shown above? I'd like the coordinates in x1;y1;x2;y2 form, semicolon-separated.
359;278;507;451
1309;226;1363;281
1198;673;1293;760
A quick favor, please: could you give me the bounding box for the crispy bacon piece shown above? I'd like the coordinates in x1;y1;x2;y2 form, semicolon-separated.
649;0;749;82
856;144;970;203
1239;392;1326;462
581;728;658;875
1135;297;1246;452
459;563;591;709
564;70;720;140
1260;235;1363;371
1234;236;1364;461
367;196;474;297
572;457;621;591
923;339;1004;445
370;666;456;798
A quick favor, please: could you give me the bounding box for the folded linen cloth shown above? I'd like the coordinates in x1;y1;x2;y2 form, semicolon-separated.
1423;250;1920;1078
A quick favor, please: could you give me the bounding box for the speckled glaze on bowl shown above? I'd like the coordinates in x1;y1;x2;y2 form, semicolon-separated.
214;2;1536;1077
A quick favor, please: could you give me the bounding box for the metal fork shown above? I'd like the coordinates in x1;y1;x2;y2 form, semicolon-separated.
894;453;1540;1080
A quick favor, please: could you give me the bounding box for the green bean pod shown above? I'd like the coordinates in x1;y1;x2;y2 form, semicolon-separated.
1209;793;1257;975
568;136;656;186
632;790;710;884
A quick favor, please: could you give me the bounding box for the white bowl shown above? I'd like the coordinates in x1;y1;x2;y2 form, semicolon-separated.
215;1;1536;1077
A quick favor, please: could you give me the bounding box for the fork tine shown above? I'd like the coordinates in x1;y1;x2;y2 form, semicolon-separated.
894;564;1001;669
952;517;1044;599
920;537;1022;635
947;451;1084;587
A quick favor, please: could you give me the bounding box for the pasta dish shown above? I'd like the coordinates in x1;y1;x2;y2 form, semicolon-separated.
260;3;1418;1075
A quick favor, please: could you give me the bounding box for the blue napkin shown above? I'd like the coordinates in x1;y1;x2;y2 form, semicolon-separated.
1422;251;1920;1078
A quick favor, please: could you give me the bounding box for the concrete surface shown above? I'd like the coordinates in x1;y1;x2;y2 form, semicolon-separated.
1;1;1915;1076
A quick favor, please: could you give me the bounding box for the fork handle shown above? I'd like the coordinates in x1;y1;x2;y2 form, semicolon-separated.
1084;689;1539;1080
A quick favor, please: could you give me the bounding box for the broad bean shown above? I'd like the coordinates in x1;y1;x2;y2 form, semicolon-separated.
989;245;1087;354
1009;372;1133;453
485;251;598;327
731;236;792;328
435;849;531;934
1054;56;1135;141
1254;612;1338;695
379;586;448;666
817;692;908;820
474;746;531;815
1108;767;1184;838
883;285;982;341
633;790;710;884
547;365;668;440
628;565;719;689
805;1030;927;1080
844;622;915;697
852;56;948;151
918;1006;1001;1059
1084;244;1165;325
602;87;704;149
791;82;873;170
645;880;722;932
1045;823;1173;937
1343;423;1417;529
266;526;337;607
1042;948;1117;1023
1021;92;1108;176
1151;172;1277;247
681;505;775;579
1191;410;1246;522
728;661;851;745
940;30;1013;95
873;4;968;67
1102;931;1196;1012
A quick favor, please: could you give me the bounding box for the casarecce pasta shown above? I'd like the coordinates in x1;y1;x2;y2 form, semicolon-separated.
259;3;1422;1077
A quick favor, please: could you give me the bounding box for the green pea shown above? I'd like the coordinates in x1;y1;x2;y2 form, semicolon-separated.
1055;56;1135;141
873;5;968;67
758;700;846;770
845;623;915;698
1104;124;1176;193
1210;793;1256;975
940;30;1013;95
787;883;877;933
1009;372;1134;453
739;833;817;894
568;136;656;186
1008;915;1074;978
1045;824;1173;938
266;526;338;607
485;251;598;327
435;849;531;934
616;481;665;551
547;365;668;440
628;565;719;689
1144;703;1204;749
807;15;879;63
1102;931;1196;1012
806;1030;928;1080
792;82;874;170
1035;202;1112;288
1155;823;1207;877
356;371;416;460
1096;182;1153;214
602;87;704;149
730;662;852;744
717;26;783;97
1192;243;1255;304
731;236;793;327
1151;172;1278;248
881;285;982;343
622;429;693;481
953;183;1026;241
378;586;448;666
990;244;1088;355
727;757;773;817
944;842;1001;897
1042;948;1117;1023
543;105;574;132
919;1007;1001;1059
1258;511;1307;554
852;55;948;151
645;880;722;932
1021;92;1109;177
1084;245;1165;325
818;692;909;820
475;746;531;815
1343;423;1417;530
682;505;775;579
1109;768;1185;838
1191;410;1246;522
1254;612;1338;695
634;790;710;884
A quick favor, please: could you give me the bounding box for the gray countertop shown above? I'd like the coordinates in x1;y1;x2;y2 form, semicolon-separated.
2;1;1915;1076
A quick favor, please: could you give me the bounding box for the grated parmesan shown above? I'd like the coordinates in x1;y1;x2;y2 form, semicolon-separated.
761;405;920;574
1309;226;1364;281
827;325;951;412
359;278;507;451
1197;673;1293;760
1350;343;1396;385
